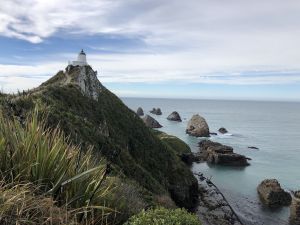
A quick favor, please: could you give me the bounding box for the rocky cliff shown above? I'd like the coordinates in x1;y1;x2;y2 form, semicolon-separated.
1;65;198;211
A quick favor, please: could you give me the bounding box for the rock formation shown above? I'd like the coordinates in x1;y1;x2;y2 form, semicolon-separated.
136;107;144;116
196;174;243;225
198;140;250;166
218;127;228;134
257;179;292;207
290;191;300;225
150;107;162;115
142;115;163;128
186;114;210;137
167;111;182;122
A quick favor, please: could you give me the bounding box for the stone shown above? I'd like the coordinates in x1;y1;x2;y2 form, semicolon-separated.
198;140;249;166
257;179;292;208
218;127;228;134
248;146;259;150
150;107;162;115
142;115;162;128
136;107;144;116
167;111;182;122
290;191;300;225
186;114;210;137
180;152;202;165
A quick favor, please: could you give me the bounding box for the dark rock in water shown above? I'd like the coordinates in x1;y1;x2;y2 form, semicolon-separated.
198;140;249;166
150;107;162;115
180;152;202;165
209;132;217;135
142;115;162;128
167;111;182;122
218;127;228;134
186;114;210;137
290;191;300;225
248;146;259;150
257;179;292;208
136;107;144;116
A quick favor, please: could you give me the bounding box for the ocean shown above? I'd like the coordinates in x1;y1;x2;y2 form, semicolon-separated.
122;97;300;225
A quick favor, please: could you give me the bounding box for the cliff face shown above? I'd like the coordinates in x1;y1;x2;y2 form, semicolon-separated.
2;65;198;210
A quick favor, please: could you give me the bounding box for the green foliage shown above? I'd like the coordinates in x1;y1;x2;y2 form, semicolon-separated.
0;110;114;224
124;207;202;225
154;130;191;155
1;67;198;210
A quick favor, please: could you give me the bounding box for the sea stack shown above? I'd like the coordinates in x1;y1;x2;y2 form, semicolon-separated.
136;107;144;116
167;111;182;122
150;108;162;115
290;191;300;225
142;115;162;128
257;179;292;208
186;114;210;137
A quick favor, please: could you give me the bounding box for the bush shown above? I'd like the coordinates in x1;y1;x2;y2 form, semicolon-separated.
0;109;114;224
124;207;201;225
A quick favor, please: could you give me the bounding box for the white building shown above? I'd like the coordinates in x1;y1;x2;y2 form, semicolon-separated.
70;49;88;66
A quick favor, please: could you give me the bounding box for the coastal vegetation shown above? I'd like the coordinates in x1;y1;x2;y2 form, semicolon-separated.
0;65;201;224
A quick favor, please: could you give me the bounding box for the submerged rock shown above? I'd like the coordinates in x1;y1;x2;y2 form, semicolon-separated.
142;115;162;128
257;179;292;208
290;191;300;225
186;114;210;137
167;111;182;122
136;107;144;116
150;107;162;115
199;140;249;167
248;146;259;150
218;127;228;134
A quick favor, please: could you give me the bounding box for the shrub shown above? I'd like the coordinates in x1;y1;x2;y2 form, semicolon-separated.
0;109;114;224
124;207;201;225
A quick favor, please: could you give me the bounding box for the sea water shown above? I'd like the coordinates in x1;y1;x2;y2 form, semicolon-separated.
122;98;300;225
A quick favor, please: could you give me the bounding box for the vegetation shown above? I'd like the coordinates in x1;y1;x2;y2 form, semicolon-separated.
0;66;201;224
124;207;202;225
0;110;114;224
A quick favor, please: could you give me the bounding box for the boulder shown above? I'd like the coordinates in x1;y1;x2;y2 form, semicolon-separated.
290;191;300;225
218;127;228;134
167;111;182;122
186;114;210;137
142;115;162;128
150;107;162;115
257;179;292;208
136;107;144;116
198;140;249;167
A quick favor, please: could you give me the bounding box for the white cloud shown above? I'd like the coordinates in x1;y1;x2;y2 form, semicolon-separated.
1;0;300;92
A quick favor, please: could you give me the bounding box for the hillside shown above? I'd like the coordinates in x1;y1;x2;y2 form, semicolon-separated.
0;65;198;212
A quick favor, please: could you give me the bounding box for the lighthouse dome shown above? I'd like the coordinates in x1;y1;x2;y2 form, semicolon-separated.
71;49;88;66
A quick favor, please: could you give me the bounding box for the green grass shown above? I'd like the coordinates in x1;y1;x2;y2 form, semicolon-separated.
0;109;114;224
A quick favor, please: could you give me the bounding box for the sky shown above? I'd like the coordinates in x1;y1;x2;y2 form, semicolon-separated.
0;0;300;101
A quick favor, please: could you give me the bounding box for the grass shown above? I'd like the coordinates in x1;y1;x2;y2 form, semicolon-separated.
0;109;114;224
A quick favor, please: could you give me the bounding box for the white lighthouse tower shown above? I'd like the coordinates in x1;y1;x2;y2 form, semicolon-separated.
71;49;88;66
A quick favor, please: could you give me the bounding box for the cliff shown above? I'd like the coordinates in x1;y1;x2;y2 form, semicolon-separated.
1;65;198;211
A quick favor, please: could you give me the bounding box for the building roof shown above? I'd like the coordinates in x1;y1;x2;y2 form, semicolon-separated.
79;49;86;55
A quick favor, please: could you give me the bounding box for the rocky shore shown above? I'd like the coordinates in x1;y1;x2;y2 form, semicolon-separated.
195;173;243;225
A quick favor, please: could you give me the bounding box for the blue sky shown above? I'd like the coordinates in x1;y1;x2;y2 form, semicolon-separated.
0;0;300;101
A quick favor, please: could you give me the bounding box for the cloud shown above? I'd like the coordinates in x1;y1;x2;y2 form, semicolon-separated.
1;0;300;94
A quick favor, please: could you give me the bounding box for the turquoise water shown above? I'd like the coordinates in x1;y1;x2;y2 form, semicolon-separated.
122;98;300;225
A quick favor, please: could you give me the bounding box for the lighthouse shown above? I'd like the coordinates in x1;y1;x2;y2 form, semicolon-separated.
70;49;88;66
